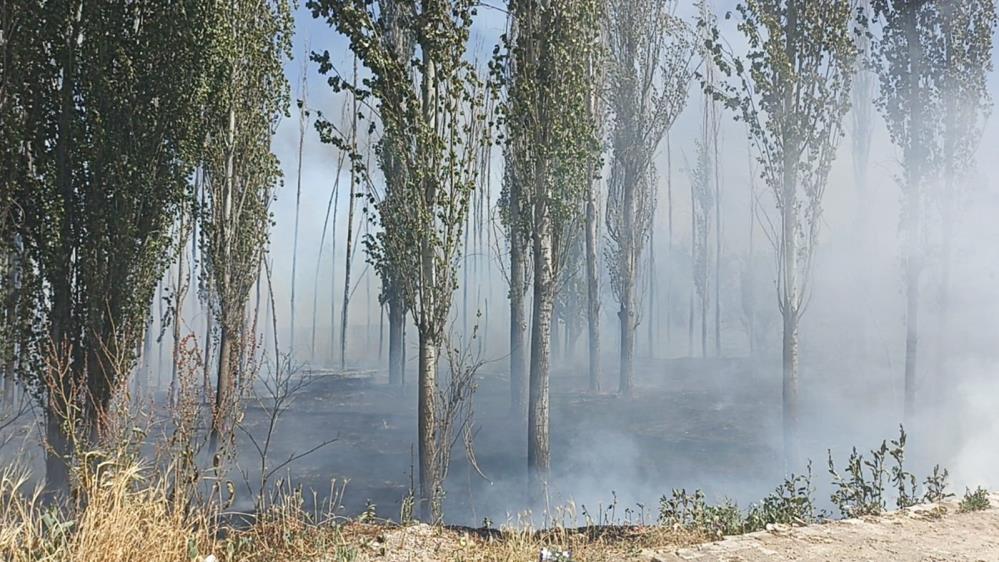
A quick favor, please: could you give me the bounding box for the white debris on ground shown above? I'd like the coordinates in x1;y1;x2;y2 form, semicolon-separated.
539;546;572;561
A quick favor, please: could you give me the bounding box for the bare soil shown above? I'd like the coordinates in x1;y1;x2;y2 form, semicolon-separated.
643;494;999;562
295;494;999;561
324;494;999;561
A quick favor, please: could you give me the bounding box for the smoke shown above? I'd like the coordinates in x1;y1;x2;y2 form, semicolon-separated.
10;0;993;529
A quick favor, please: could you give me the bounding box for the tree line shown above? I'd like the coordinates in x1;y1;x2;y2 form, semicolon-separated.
1;0;995;524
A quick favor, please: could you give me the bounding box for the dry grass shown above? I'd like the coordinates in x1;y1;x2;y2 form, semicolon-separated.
0;458;220;562
0;456;704;562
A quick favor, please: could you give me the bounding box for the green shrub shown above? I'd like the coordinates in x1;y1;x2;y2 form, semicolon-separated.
745;462;817;531
658;489;742;538
828;426;951;518
959;487;990;513
922;465;953;504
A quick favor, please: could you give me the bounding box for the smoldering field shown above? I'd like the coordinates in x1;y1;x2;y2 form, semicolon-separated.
4;116;999;533
6;235;999;530
3;1;999;532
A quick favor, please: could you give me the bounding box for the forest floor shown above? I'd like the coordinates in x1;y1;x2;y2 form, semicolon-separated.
324;493;999;561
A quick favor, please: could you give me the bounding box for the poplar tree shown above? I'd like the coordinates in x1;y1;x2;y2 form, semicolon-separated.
2;0;219;492
311;0;487;521
871;0;995;417
498;0;602;499
703;0;857;466
934;1;995;385
605;0;693;396
200;0;292;448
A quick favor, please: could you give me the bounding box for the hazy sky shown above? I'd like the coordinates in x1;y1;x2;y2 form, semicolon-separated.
257;0;999;369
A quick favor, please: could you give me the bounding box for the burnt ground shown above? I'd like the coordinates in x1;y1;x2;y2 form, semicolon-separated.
231;352;916;527
0;348;940;528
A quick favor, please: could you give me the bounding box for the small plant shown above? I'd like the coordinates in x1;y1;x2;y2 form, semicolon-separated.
827;442;888;518
399;488;416;525
829;426;952;517
889;426;918;508
959;486;991;512
922;465;953;504
358;500;378;523
658;489;742;538
745;462;817;531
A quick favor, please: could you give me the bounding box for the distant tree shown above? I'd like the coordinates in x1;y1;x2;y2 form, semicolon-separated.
688;143;713;357
496;11;531;414
0;0;27;404
339;60;360;371
377;0;416;387
290;60;308;361
700;0;724;358
200;0;292;448
870;0;940;421
605;0;693;396
871;0;995;417
932;1;995;386
851;0;874;354
584;41;607;393
703;0;857;466
2;0;221;492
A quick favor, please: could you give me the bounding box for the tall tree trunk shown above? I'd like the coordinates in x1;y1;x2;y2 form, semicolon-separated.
379;303;384;361
388;289;404;385
311;171;340;363
44;406;71;495
340;61;359;371
157;284;164;391
46;11;77;495
781;143;800;470
713;113;722;357
509;175;528;413
528;202;554;501
289;84;306;360
648;232;655;359
746;146;756;355
701;291;708;357
687;289;694;356
200;177;214;403
619;283;635;395
417;329;439;521
138;303;154;402
618;166;637;396
851;0;873;363
901;2;923;423
212;323;234;449
688;171;696;357
416;34;440;522
211;106;237;449
170;217;187;406
202;305;213;404
781;303;799;469
780;0;802;471
903;254;919;421
665;133;673;345
901;167;923;422
585;173;601;392
329;173;342;366
401;320;407;387
934;152;954;404
551;305;561;362
463;215;470;342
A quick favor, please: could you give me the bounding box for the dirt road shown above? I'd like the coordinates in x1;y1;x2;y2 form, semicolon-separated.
644;494;999;562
